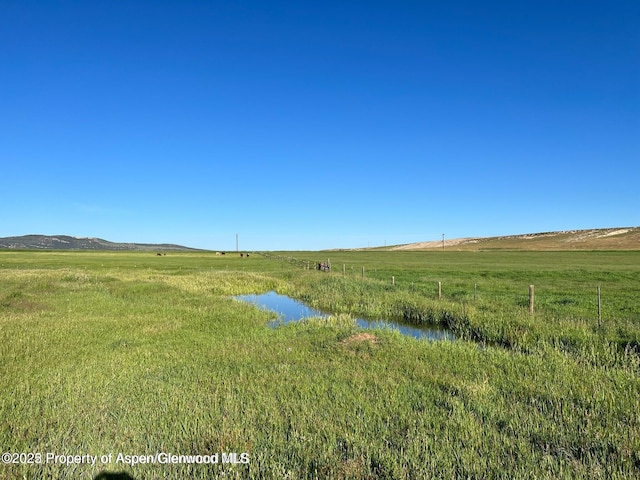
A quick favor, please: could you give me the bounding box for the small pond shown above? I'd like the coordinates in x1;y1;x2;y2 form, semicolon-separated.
235;291;455;342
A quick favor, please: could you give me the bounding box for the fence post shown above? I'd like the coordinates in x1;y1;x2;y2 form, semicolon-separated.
362;266;365;278
438;281;442;300
597;286;601;327
392;276;395;286
529;285;534;314
474;283;477;302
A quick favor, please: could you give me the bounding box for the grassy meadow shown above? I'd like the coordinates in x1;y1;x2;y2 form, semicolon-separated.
1;249;639;479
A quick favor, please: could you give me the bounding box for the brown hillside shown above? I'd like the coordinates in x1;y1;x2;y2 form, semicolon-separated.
391;227;640;251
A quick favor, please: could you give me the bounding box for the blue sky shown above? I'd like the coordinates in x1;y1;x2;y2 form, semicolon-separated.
2;1;638;251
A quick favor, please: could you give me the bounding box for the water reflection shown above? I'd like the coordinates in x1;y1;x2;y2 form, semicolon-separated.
236;291;454;342
237;291;327;324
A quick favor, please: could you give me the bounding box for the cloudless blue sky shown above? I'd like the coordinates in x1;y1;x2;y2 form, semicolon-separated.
2;1;638;250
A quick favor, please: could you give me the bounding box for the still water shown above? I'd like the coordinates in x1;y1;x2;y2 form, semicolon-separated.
236;291;455;342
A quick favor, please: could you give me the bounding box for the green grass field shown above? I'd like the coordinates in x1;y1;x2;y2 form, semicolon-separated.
1;250;639;479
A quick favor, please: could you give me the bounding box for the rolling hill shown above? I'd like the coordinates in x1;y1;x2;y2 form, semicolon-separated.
390;227;640;251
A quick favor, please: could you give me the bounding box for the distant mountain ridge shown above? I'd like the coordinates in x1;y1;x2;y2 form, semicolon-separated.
0;235;201;251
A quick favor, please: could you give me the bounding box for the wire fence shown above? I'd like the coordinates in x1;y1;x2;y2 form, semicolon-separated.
256;252;638;323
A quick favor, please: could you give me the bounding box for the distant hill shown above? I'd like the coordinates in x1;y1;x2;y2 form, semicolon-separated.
390;227;640;251
0;235;201;251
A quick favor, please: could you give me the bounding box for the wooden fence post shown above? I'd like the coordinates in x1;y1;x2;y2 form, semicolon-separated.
597;286;601;327
392;276;395;286
438;281;442;300
529;285;534;314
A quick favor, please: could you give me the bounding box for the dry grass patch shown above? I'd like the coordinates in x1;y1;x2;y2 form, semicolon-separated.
340;332;379;346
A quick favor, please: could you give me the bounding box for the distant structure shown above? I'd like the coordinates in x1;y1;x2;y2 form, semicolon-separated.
318;261;330;272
